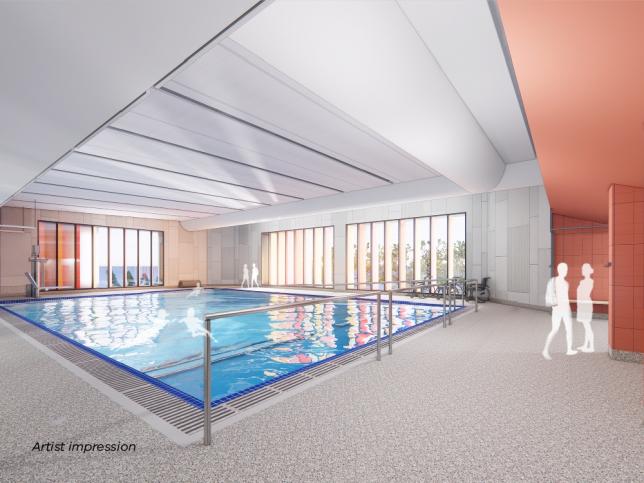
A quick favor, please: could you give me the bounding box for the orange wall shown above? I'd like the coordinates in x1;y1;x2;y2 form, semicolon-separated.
498;1;644;223
552;214;608;314
609;184;644;354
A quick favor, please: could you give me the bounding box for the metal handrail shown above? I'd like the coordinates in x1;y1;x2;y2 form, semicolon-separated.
201;277;481;445
202;289;382;445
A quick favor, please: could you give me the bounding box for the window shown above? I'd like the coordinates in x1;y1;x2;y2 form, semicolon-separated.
38;222;56;288
138;230;151;286
262;226;334;287
372;222;384;289
57;223;75;289
346;225;357;289
93;226;108;288
448;214;466;278
125;229;138;287
37;221;163;290
109;228;124;287
431;216;448;281
347;213;465;289
151;231;163;286
75;225;92;289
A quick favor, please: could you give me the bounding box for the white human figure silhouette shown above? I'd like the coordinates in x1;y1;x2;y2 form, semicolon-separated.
187;281;202;297
576;263;595;352
543;262;578;360
251;262;260;288
241;264;250;288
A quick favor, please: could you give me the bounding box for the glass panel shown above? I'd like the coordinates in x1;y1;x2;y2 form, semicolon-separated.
277;231;286;285
75;225;92;289
346;225;357;289
399;219;414;288
269;232;278;285
357;223;371;289
431;216;448;281
323;226;334;288
261;233;270;286
414;218;430;282
125;229;138;287
57;223;75;289
285;230;295;285
371;222;384;289
449;214;466;278
294;230;304;285
109;227;124;287
138;230;151;286
38;222;57;289
152;231;163;285
93;226;108;288
303;228;313;285
385;220;399;289
314;227;324;286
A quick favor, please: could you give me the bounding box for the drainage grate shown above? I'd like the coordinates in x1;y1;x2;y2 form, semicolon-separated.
227;387;279;411
1;307;465;441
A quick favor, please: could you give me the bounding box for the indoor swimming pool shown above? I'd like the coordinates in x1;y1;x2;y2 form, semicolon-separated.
1;289;457;405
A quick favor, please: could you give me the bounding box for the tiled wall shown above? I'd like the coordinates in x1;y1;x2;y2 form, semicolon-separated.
608;184;644;355
0;207;208;296
552;214;609;314
207;186;552;307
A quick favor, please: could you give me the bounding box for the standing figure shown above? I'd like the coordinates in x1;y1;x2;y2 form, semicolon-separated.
241;264;250;288
251;262;260;288
542;262;578;360
576;263;595;353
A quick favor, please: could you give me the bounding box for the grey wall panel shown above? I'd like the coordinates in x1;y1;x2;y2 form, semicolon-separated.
508;225;530;293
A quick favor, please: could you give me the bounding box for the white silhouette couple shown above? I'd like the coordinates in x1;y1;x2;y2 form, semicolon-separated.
543;262;595;360
241;263;260;288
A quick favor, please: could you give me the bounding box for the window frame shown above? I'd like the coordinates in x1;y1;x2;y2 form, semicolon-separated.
346;212;466;290
37;220;164;291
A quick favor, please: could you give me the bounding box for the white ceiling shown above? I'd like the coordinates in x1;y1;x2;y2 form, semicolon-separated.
3;0;538;225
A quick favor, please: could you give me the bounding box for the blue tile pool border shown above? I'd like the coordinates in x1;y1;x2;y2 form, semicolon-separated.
0;288;465;412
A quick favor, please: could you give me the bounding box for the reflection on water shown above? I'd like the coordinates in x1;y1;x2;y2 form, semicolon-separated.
7;290;448;401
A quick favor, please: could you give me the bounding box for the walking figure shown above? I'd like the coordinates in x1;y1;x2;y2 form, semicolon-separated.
576;263;595;353
241;264;250;288
251;262;260;288
543;262;577;360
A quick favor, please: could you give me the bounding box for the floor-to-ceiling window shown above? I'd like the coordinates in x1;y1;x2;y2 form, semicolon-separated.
346;225;357;289
38;222;57;288
347;213;465;289
109;227;124;287
37;221;163;290
57;223;75;289
125;229;138;287
262;226;334;287
138;230;151;286
75;225;92;289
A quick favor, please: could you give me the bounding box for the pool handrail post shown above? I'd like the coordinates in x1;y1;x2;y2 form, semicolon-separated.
388;290;393;355
203;318;212;446
475;281;479;312
442;286;447;328
448;281;453;325
376;293;382;361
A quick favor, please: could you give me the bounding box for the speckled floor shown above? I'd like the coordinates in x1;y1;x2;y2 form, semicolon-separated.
1;303;641;482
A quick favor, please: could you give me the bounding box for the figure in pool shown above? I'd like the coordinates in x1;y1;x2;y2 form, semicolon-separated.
542;262;577;359
576;263;595;352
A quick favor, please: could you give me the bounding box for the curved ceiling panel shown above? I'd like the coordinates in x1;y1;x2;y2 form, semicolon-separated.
230;0;506;192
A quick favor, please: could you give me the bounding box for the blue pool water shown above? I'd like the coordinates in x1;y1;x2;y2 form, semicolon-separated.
2;289;454;405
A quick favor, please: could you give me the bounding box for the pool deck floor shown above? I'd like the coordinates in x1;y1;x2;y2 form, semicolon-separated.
1;302;642;482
